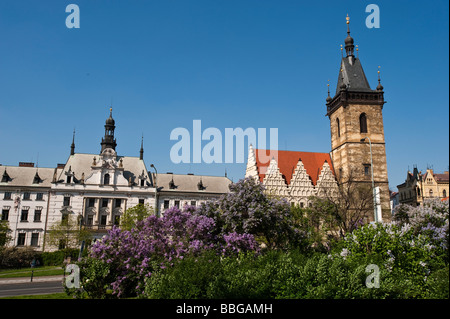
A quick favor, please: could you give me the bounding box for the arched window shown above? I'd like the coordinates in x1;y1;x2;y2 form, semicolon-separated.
443;189;447;198
429;189;433;197
336;118;341;137
359;113;368;133
104;173;110;185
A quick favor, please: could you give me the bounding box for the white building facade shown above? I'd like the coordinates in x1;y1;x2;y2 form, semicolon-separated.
0;109;231;251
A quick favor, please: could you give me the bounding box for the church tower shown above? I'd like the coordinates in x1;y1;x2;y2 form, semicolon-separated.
326;16;390;221
100;108;117;153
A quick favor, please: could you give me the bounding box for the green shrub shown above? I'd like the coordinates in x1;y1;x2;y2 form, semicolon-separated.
40;248;80;266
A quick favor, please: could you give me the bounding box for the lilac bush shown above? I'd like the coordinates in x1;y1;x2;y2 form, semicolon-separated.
86;205;260;298
196;177;305;249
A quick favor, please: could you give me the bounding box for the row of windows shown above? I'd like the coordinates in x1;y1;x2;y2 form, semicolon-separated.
1;208;42;222
2;192;44;201
336;113;368;137
163;200;197;210
16;232;40;247
400;188;447;200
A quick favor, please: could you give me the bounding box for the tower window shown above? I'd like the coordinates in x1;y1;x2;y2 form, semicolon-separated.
104;173;110;185
364;164;371;176
359;113;368;133
336;118;341;137
443;189;447;198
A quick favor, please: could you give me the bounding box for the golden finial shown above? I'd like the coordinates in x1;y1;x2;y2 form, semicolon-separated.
346;14;350;24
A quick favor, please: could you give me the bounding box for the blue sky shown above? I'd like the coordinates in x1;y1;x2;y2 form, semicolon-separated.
0;0;448;190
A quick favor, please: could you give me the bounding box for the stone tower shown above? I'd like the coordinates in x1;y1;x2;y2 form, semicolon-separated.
326;16;390;221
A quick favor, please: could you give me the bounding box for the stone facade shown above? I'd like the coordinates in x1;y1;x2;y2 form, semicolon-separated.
246;17;391;222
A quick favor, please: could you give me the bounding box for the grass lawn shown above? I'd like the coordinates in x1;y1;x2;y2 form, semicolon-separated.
0;266;65;278
0;292;72;299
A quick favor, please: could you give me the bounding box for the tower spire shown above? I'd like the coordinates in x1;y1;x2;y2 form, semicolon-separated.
70;129;75;156
140;134;144;160
100;106;117;153
344;14;355;57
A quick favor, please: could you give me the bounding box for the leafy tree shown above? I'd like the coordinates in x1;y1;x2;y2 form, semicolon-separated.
46;214;91;251
120;203;154;231
0;221;12;249
196;177;305;250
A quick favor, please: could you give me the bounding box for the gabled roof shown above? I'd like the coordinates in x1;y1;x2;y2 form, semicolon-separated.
254;149;334;186
0;166;57;187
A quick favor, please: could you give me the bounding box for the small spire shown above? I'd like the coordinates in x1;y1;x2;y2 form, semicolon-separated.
376;66;384;91
70;129;75;156
326;80;332;103
139;134;144;160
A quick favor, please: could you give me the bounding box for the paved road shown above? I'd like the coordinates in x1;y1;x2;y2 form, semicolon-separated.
0;275;64;298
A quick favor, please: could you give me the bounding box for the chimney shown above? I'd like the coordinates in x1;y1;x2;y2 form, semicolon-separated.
19;162;34;167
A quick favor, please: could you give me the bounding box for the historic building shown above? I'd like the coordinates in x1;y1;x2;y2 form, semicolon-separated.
246;16;391;221
397;167;449;206
0;109;231;251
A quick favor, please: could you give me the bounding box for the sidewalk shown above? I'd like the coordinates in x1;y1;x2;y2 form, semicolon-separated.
0;275;64;285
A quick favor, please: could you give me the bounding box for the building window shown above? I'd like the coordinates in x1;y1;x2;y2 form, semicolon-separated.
34;210;42;222
104;173;110;185
115;199;122;208
140;179;145;187
31;233;39;247
417;187;421;197
63;196;71;207
36;193;43;201
300;202;304;208
20;209;29;222
139;199;145;205
359;113;368;133
17;233;26;246
1;209;9;221
87;215;93;226
102;198;109;208
3;192;11;200
66;175;72;184
443;189;447;198
429;189;434;197
100;215;107;226
190;201;196;206
174;200;180;209
336;118;340;137
163;200;170;210
23;192;31;200
88;198;95;207
114;215;120;226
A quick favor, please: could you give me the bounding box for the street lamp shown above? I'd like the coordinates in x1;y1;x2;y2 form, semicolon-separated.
150;164;159;217
360;137;378;223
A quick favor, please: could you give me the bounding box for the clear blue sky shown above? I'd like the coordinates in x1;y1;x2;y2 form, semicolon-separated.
0;0;448;191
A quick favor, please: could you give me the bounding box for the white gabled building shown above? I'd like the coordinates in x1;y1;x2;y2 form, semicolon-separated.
0;109;231;251
245;145;338;207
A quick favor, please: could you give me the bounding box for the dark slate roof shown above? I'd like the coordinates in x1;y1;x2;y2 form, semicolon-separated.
336;57;372;94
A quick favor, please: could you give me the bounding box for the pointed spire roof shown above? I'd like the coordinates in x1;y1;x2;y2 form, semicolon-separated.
70;129;75;156
139;134;144;160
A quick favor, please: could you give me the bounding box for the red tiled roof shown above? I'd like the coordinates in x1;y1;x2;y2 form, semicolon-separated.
254;149;334;186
